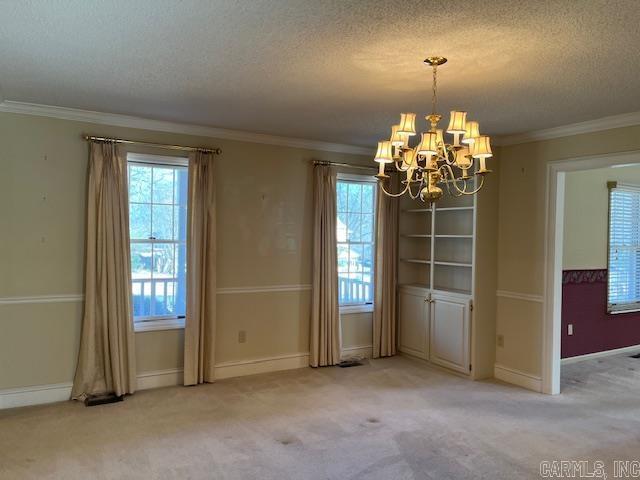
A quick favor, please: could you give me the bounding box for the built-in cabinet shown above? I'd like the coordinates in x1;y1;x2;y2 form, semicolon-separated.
398;285;429;360
429;291;470;374
397;187;476;376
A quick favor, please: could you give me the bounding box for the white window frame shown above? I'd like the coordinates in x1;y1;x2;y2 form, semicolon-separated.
127;153;189;332
336;172;377;314
607;181;640;314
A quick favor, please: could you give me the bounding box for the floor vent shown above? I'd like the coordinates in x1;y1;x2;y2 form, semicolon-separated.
338;359;365;368
85;393;124;407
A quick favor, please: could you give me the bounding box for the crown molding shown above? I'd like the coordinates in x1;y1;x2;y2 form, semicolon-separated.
496;111;640;146
0;100;372;156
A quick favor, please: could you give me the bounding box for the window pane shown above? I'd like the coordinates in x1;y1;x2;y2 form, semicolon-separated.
346;273;364;304
336;211;347;242
350;244;364;273
337;244;349;273
608;188;640;309
129;203;151;239
152;167;174;204
151;204;174;240
361;214;374;243
152;243;175;278
347;213;362;242
129;157;188;320
131;243;152;317
129;165;151;203
174;206;187;241
174;243;187;317
335;179;376;306
362;184;374;213
174;169;189;207
152;243;175;316
362;244;374;274
347;183;361;212
337;182;348;213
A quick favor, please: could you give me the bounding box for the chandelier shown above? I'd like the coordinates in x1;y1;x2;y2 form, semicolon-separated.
374;56;492;203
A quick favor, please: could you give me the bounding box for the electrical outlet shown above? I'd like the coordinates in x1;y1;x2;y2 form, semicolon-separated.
238;330;247;343
497;334;504;347
568;324;573;336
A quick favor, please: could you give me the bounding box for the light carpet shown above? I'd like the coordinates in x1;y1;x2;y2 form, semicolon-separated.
1;354;639;479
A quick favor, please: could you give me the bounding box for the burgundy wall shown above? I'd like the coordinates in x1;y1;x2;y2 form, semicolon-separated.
562;269;640;358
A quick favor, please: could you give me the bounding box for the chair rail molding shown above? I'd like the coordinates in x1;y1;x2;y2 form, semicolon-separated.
216;284;312;294
0;294;84;306
0;284;313;306
495;290;544;303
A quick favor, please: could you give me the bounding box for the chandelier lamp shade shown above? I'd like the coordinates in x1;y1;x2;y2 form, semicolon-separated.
374;56;493;203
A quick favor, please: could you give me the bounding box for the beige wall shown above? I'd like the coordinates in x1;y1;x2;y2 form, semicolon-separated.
497;125;640;377
472;154;500;379
563;165;640;270
0;111;371;390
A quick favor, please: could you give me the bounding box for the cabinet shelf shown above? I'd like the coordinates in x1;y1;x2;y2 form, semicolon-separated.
431;286;472;296
401;234;431;238
402;208;432;213
401;258;430;264
433;261;473;268
399;282;430;291
434;234;472;239
435;206;474;212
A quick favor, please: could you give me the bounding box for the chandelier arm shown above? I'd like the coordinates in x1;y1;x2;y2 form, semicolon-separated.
438;164;467;195
407;181;421;200
379;181;411;198
455;175;486;195
394;159;406;171
438;146;454;166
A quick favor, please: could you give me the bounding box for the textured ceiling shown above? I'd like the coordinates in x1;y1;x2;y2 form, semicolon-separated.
1;0;640;147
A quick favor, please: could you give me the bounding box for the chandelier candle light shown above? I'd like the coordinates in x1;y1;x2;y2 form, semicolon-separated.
374;56;492;203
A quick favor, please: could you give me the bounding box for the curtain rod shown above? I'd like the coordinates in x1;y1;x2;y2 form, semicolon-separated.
83;135;222;155
313;160;377;172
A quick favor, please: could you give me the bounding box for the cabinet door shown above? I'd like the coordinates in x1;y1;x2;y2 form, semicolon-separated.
398;288;429;360
429;293;470;373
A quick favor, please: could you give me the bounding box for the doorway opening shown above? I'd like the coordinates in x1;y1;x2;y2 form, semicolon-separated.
543;150;640;394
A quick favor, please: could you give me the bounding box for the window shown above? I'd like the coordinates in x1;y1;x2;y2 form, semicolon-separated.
336;176;376;307
128;153;188;328
608;182;640;313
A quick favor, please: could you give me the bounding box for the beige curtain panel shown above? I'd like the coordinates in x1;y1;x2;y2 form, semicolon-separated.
373;179;399;358
72;142;136;400
183;151;217;385
310;164;341;367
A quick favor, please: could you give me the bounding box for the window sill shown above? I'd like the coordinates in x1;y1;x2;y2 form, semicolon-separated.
134;317;185;333
340;304;374;314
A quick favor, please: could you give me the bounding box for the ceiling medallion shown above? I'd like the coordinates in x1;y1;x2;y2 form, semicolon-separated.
374;56;492;203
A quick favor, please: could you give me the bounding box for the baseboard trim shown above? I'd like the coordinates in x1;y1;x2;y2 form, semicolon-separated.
136;368;184;390
214;352;310;380
341;344;373;359
494;363;542;392
561;344;640;365
0;353;311;409
0;382;74;410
